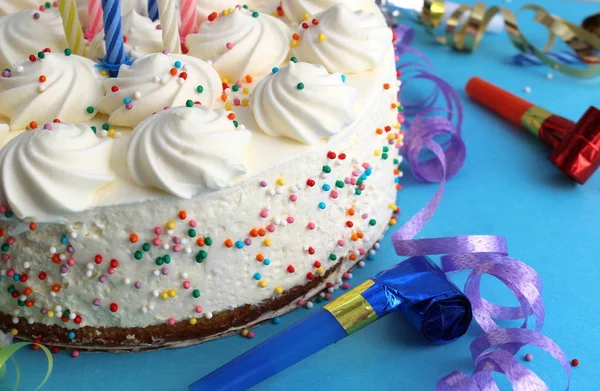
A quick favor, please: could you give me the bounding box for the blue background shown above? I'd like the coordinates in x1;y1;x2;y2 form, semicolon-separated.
7;1;600;390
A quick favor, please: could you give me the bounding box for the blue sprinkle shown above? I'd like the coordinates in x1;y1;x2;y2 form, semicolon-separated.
322;184;330;191
235;241;244;249
394;177;400;183
13;274;20;281
174;61;182;68
60;235;68;244
253;273;262;280
367;253;375;261
68;331;76;339
360;174;367;181
272;67;279;73
263;259;271;266
318;202;326;210
341;75;346;83
272;317;281;324
123;97;132;104
365;168;373;176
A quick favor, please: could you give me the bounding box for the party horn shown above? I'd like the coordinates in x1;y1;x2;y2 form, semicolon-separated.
466;77;600;184
190;256;472;391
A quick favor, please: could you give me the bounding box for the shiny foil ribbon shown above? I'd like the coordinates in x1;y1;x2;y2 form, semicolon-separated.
0;340;53;391
387;1;600;77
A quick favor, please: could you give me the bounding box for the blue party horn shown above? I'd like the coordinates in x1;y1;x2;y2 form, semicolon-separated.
190;256;472;391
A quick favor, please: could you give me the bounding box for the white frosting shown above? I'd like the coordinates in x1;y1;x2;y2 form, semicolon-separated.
193;0;240;25
0;9;68;70
251;62;357;144
87;9;163;62
77;0;149;29
292;4;392;74
187;8;290;81
0;123;115;222
0;53;104;131
128;106;251;198
0;0;40;18
281;0;380;23
97;53;222;128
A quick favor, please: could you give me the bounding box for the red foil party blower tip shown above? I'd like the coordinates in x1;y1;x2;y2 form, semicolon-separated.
466;77;600;184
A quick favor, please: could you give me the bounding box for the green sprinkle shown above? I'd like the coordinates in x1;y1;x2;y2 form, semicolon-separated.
163;254;171;264
397;105;404;112
243;4;248;9
382;153;388;160
102;123;110;130
369;219;377;226
233;120;238;127
63;310;71;318
17;300;25;307
296;82;304;90
196;250;207;263
196;85;204;93
142;243;150;252
155;257;164;266
7;285;15;293
4;211;12;218
86;106;95;114
232;84;239;92
1;244;8;252
322;165;331;173
290;56;298;63
329;254;337;261
252;11;259;17
192;289;201;298
335;180;344;188
357;179;363;185
204;237;213;246
186;100;194;107
393;158;399;165
91;126;97;133
134;251;143;260
188;229;196;238
64;48;72;56
383;146;389;152
45;2;51;8
355;189;362;195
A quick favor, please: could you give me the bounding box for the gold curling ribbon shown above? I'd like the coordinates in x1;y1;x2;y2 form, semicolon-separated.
324;279;379;335
420;1;600;78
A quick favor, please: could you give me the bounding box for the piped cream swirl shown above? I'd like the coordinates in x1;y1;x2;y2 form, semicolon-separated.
187;8;290;81
292;4;391;74
281;0;380;24
0;9;68;70
250;62;357;144
0;53;104;130
0;123;116;222
127;106;251;198
0;0;40;18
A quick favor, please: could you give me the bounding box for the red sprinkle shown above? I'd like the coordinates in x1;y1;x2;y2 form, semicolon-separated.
571;359;580;367
208;12;218;22
338;153;346;160
109;303;118;312
43;48;51;53
109;259;119;268
346;221;354;228
111;86;119;92
313;261;321;268
301;22;309;29
29;55;36;62
94;255;103;264
38;271;47;280
180;72;188;80
306;179;315;187
306;272;315;280
312;19;319;25
287;265;295;273
327;151;336;159
74;315;82;325
307;247;315;255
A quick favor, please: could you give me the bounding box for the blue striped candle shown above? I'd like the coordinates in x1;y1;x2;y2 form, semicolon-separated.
101;0;129;77
148;0;159;21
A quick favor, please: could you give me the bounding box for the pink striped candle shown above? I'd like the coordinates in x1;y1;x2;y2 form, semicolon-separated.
85;0;104;41
179;0;199;44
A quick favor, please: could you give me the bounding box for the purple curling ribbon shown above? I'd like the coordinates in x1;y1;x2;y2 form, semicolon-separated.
394;25;571;390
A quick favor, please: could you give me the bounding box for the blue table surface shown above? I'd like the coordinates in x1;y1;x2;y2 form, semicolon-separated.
8;1;600;390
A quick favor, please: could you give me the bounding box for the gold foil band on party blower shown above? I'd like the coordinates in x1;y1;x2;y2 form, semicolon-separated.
419;1;600;78
323;280;379;335
521;106;554;138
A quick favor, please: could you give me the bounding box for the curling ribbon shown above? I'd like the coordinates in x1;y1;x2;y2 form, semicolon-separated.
508;50;586;66
394;25;571;390
0;342;53;391
389;1;600;77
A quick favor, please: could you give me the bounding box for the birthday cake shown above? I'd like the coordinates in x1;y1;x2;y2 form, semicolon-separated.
0;0;402;351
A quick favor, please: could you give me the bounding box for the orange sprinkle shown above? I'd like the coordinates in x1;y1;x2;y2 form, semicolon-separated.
170;68;178;76
220;94;227;102
394;169;400;175
52;254;60;264
196;237;205;247
39;75;46;83
29;121;38;129
227;113;236;120
29;222;37;231
245;75;253;83
396;184;401;191
258;228;266;237
129;233;138;243
391;103;397;109
256;253;265;262
349;253;357;261
224;238;233;248
51;284;61;292
292;33;300;40
0;228;4;236
178;210;187;220
376;128;383;135
383;83;390;90
249;228;258;237
350;233;358;241
347;208;355;216
24;287;32;296
357;232;364;239
26;300;34;307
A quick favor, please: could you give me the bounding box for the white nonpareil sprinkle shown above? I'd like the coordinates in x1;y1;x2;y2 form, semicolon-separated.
524;86;531;93
124;278;131;285
546;73;553;80
305;302;313;309
153;290;159;297
23;262;30;269
85;271;92;278
153;270;160;276
205;312;213;319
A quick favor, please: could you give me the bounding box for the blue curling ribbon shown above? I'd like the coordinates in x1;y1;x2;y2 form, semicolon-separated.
507;50;586;66
189;256;471;391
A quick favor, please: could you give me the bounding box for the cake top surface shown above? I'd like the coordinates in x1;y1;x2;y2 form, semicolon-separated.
0;0;397;223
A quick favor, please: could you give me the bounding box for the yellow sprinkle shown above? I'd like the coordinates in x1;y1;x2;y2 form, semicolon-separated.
169;289;177;298
242;87;250;95
276;177;285;186
395;123;401;129
389;218;397;226
189;317;197;325
271;12;277;17
388;203;397;210
225;102;233;111
291;40;298;48
263;238;271;247
167;220;176;230
108;129;115;137
10;328;18;336
47;311;54;318
161;292;169;300
274;286;283;294
221;77;229;84
303;13;310;21
100;70;108;76
241;329;249;337
242;98;249;107
387;133;396;140
258;280;267;288
316;267;325;275
374;150;381;156
317;33;327;43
